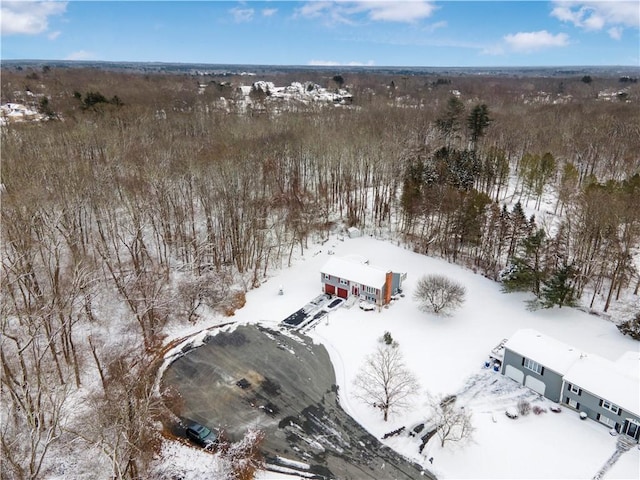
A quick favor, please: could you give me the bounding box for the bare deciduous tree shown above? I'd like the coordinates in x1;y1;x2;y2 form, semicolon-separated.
426;394;474;448
75;351;161;480
354;343;419;422
176;270;232;322
220;427;265;480
414;274;466;314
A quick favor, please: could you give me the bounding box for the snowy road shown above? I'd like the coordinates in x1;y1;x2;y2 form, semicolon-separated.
162;324;434;479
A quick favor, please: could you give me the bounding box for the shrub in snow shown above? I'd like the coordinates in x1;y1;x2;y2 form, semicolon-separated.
517;399;531;416
223;290;247;316
505;407;519;419
219;427;265;480
617;312;640;340
177;272;232;322
381;331;395;346
532;405;547;415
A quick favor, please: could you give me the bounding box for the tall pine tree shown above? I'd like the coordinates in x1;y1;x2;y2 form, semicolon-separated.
467;104;491;151
502;228;547;295
540;263;577;308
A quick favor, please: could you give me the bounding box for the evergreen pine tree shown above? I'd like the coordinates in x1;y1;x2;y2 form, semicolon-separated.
436;96;465;147
617;312;640;340
467;104;491;150
501;228;547;295
400;160;425;219
540;263;577;308
506;201;529;259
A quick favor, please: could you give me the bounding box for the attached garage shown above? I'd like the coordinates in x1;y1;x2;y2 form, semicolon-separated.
337;287;348;299
325;284;335;295
525;375;546;396
505;365;524;384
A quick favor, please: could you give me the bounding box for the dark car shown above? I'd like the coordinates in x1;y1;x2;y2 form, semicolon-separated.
186;422;219;449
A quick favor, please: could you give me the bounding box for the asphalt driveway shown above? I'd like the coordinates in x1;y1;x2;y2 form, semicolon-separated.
161;323;434;479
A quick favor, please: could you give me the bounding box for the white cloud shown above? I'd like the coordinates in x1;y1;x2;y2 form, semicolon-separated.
503;30;570;52
608;26;623;40
297;1;436;24
229;7;254;23
356;1;436;22
550;3;583;24
297;1;332;19
296;1;354;25
1;1;67;36
262;8;277;17
65;50;95;61
47;30;61;40
480;44;505;56
551;1;639;36
308;59;375;66
423;20;447;33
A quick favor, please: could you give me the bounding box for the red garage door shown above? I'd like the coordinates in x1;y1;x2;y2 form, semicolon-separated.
325;284;336;295
337;288;348;299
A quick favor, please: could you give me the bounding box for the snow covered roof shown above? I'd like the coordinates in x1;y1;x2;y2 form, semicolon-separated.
321;257;389;288
506;330;640;416
563;352;640;417
615;351;640;372
504;329;583;375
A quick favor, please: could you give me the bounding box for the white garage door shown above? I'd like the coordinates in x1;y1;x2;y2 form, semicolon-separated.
525;375;546;396
505;365;524;384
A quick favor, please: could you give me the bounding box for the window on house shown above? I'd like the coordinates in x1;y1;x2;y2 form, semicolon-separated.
566;397;579;409
597;414;617;429
339;279;348;286
569;384;581;395
323;273;330;280
601;400;620;415
523;357;543;375
365;285;377;294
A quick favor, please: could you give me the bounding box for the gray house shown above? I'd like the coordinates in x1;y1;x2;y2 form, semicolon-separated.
501;329;581;403
320;257;405;306
562;351;640;441
501;329;640;442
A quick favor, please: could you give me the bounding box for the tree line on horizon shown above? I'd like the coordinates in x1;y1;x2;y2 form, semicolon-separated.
1;66;639;479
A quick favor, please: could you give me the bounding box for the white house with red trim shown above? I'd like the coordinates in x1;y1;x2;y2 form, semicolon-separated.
320;257;405;306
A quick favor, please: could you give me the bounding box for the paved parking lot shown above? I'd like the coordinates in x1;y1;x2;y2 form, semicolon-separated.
162;324;433;479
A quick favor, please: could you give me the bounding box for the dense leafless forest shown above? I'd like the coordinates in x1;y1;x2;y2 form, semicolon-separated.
1;65;639;479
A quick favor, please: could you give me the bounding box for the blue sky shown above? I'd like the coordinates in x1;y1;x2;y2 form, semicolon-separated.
1;1;639;66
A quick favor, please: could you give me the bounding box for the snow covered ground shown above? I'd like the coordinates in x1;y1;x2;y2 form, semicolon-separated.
0;102;46;125
160;234;639;479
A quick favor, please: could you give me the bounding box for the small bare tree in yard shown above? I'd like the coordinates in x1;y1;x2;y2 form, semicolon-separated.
221;427;265;480
354;343;419;421
414;274;466;315
427;394;474;448
176;271;231;322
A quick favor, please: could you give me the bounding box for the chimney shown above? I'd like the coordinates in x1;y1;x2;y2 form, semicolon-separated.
385;271;392;305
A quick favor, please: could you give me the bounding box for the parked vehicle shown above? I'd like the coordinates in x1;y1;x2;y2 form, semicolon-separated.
326;298;344;309
186;422;219;449
359;301;375;311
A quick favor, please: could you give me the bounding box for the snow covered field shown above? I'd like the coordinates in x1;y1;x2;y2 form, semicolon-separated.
162;234;639;479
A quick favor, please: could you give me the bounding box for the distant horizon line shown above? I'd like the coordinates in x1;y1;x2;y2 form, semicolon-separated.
2;59;639;71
